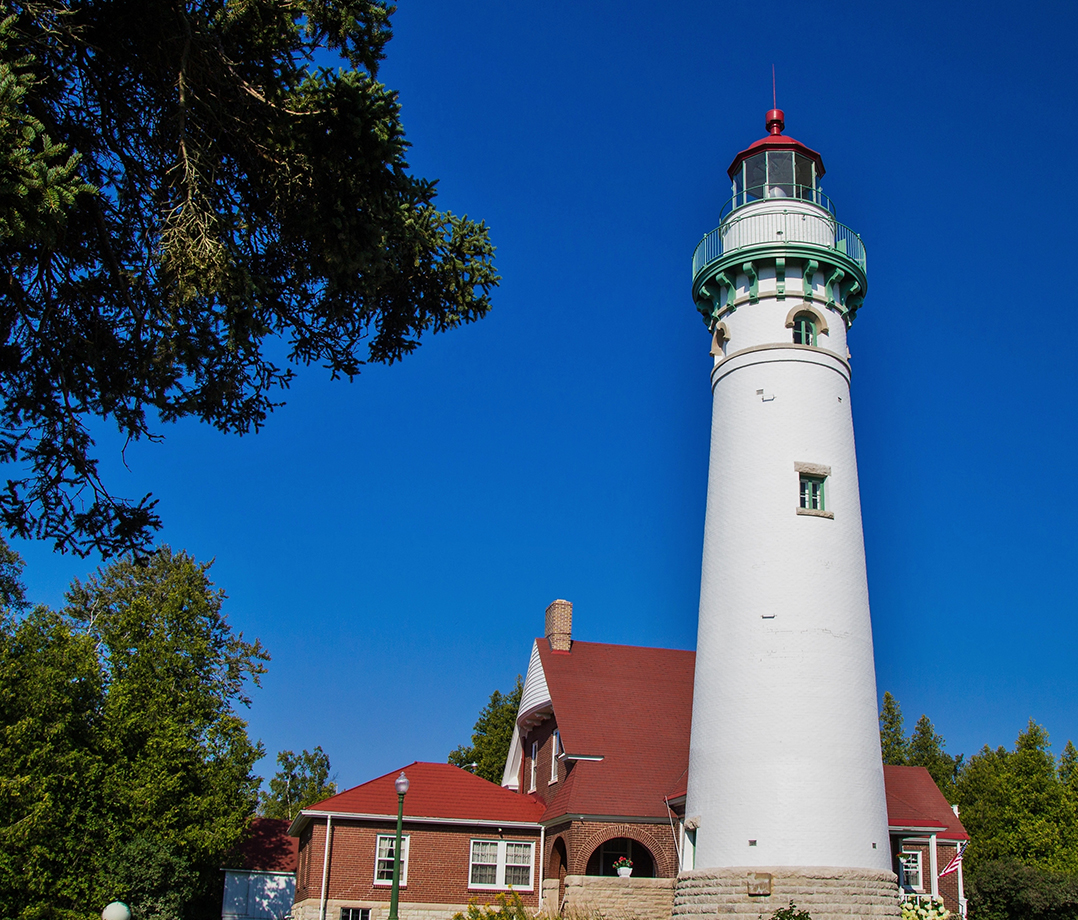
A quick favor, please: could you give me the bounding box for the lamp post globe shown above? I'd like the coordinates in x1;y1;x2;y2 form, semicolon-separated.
102;902;131;920
387;771;409;920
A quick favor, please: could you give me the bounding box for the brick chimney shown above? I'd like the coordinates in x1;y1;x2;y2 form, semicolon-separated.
545;599;572;652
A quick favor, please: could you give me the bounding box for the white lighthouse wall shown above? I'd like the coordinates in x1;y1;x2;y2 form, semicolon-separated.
686;294;890;871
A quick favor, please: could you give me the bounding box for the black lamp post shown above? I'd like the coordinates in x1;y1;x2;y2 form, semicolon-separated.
387;771;409;920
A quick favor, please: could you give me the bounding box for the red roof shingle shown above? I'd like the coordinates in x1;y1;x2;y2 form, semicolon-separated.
225;817;299;872
884;765;968;841
536;639;696;822
303;762;546;827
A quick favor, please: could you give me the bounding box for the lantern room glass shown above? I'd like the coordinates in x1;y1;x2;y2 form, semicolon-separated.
731;151;820;209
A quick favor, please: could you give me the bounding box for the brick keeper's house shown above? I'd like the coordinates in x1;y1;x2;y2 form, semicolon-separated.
287;601;968;920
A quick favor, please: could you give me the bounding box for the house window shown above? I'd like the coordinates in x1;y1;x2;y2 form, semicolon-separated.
529;741;537;792
469;840;535;890
899;849;923;891
550;730;560;784
374;835;410;886
792;312;817;346
799;475;825;511
341;910;370;920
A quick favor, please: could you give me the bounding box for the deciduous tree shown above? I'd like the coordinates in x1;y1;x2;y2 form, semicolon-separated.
0;543;268;918
0;0;498;558
260;746;338;821
955;721;1078;876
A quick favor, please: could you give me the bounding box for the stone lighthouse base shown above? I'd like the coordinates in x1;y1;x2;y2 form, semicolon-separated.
673;866;901;920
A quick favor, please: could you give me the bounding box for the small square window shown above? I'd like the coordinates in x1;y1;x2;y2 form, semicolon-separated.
799;475;824;511
341;910;370;920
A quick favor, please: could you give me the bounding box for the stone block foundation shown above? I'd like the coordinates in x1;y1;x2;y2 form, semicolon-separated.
562;875;676;920
673;867;901;920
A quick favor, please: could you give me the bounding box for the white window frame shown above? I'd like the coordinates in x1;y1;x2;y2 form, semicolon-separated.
529;741;538;792
374;834;410;887
469;839;535;891
341;910;370;920
550;730;560;784
899;849;923;892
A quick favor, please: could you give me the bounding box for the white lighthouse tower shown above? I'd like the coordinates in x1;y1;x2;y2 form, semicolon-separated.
678;110;899;917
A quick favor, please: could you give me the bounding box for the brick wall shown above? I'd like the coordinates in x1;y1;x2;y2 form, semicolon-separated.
294;818;542;915
542;816;680;907
892;839;963;914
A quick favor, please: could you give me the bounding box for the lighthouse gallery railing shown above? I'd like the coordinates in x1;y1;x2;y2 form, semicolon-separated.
693;209;867;282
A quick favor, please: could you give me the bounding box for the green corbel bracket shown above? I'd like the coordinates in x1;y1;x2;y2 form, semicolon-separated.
840;278;861;311
825;266;845;310
846;292;865;320
775;258;786;301
696;282;719;325
742;262;758;304
803;259;819;300
714;271;734;314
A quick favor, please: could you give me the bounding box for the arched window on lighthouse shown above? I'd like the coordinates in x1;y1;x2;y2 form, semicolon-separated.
792;312;817;346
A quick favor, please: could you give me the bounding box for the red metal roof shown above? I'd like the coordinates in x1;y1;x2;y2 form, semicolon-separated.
225;817;299;872
536;639;696;822
884;765;969;841
304;761;546;825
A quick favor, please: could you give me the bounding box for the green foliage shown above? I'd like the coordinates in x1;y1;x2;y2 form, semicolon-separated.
452;890;535;920
880;691;909;765
967;858;1078;920
449;675;523;783
954;720;1078;876
259;746;338;820
0;544;267;919
901;897;951;920
0;605;104;916
769;901;812;920
0;0;499;558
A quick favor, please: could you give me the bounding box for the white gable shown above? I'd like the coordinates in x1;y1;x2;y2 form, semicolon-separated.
501;640;552;789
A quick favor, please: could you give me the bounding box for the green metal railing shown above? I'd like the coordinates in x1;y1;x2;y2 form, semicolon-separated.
692;207;867;282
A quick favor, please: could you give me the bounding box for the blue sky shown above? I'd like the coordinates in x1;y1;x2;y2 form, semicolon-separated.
13;0;1078;787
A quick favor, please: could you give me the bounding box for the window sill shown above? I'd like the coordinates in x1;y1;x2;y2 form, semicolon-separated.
373;883;407;888
469;886;533;892
796;507;834;519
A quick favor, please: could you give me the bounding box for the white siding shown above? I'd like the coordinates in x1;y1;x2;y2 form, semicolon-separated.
222;870;295;920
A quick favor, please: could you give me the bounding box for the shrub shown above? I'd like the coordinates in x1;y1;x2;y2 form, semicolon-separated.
901;897;950;920
452;891;536;920
968;859;1078;920
770;902;812;920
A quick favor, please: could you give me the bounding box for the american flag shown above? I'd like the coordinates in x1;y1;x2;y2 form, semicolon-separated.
939;841;967;878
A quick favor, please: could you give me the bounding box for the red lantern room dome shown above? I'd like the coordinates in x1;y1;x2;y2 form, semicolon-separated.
720;109;830;220
727;108;825;179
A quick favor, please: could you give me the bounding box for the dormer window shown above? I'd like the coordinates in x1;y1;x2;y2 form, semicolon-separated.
792;312;817;346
